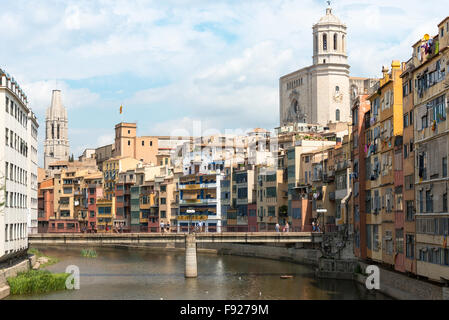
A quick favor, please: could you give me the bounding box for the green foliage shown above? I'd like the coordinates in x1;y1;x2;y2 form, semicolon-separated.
81;248;97;258
27;248;59;268
7;270;69;295
279;205;288;217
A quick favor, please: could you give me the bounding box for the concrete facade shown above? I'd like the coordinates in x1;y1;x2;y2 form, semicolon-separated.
0;71;38;262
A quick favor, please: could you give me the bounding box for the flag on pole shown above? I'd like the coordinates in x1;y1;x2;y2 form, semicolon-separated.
120;105;123;114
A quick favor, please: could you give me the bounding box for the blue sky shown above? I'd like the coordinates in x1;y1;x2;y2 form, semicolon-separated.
1;0;447;166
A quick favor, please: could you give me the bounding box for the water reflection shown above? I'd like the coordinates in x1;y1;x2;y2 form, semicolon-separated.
6;246;390;300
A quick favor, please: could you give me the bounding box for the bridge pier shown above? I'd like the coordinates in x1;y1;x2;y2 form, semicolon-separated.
185;234;197;278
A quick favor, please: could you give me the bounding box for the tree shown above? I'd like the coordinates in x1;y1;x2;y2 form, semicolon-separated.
279;205;288;218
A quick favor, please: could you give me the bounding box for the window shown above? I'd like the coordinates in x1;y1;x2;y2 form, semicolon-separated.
444;193;448;213
422;114;428;129
160;185;166;192
323;34;327;51
128;140;130;146
336;109;340;121
142;141;144;146
444;157;448;178
403;113;409;127
404;144;408;159
396;229;404;253
426;190;433;213
406;201;414;221
406;235;415;259
333;33;337;50
160;210;166;218
410;110;413;125
160;198;166;205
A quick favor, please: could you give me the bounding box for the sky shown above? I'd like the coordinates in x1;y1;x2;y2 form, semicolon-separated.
1;0;447;167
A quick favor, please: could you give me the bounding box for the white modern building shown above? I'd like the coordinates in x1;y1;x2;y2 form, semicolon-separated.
0;70;38;262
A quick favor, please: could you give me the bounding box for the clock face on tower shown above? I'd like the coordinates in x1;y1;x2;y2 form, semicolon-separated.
333;86;343;103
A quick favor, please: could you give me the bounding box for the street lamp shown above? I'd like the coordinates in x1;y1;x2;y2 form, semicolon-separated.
186;208;195;234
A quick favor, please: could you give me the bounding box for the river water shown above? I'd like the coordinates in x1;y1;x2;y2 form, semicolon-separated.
7;246;389;300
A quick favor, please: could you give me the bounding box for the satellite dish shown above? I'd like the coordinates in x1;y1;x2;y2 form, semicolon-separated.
424;34;430;41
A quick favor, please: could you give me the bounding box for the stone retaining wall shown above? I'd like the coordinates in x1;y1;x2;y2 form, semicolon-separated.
357;261;448;300
0;255;34;299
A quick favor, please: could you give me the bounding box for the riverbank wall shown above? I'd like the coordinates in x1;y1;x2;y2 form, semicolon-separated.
0;255;36;299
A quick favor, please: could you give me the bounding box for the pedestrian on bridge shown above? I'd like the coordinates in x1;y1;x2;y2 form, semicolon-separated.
275;223;280;233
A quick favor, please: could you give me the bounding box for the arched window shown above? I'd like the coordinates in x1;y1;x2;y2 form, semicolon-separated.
51;124;54;139
57;124;60;139
323;34;327;51
334;33;338;50
336;109;341;121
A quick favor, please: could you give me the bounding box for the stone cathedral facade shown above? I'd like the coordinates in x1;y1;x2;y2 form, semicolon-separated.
279;4;372;126
44;90;70;169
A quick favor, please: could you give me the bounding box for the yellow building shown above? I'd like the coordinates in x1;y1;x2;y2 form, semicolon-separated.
96;197;116;233
102;156;142;200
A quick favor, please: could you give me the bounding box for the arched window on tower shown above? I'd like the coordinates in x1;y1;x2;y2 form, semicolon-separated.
323;34;327;51
51;124;54;139
336;109;341;122
57;124;60;139
334;33;338;50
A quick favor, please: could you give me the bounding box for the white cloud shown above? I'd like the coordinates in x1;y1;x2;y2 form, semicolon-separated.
21;80;101;112
2;0;448;163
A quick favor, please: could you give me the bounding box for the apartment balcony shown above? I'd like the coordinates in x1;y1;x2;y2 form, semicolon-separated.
178;183;217;190
179;199;218;205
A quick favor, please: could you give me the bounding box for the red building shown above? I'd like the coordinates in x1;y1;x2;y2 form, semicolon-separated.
38;179;54;233
291;186;312;232
351;94;370;259
248;203;258;232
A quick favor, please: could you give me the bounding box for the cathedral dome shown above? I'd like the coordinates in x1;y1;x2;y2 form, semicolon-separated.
315;5;345;27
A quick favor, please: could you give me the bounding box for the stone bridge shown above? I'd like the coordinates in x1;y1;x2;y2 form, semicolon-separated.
28;232;323;278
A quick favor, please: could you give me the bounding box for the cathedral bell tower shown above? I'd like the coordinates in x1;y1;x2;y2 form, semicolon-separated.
44;90;70;169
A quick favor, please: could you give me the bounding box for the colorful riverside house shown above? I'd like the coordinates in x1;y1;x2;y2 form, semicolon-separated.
84;172;103;232
178;172;225;233
309;146;335;232
412;18;449;282
140;182;158;232
400;58;417;275
366;78;383;263
256;166;287;231
225;167;256;232
334;134;352;232
378;61;405;269
116;170;136;232
37;178;54;233
96;197;115;233
351;93;371;259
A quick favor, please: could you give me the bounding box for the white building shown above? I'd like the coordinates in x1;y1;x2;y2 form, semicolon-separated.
0;70;38;262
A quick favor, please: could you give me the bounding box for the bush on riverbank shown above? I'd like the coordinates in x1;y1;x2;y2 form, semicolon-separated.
27;248;59;268
7;270;70;295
